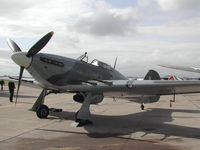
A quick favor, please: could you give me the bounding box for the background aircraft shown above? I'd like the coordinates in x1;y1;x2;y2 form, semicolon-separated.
6;31;200;126
168;75;181;80
159;64;200;74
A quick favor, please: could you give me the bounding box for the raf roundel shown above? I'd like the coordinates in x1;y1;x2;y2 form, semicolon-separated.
127;80;133;88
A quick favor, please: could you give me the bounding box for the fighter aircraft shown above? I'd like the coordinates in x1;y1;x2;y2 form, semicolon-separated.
7;31;200;126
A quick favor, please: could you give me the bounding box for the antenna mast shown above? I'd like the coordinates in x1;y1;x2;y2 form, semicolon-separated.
114;56;118;69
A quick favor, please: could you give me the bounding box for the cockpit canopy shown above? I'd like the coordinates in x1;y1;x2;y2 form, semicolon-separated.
77;52;88;62
77;52;112;70
91;59;112;70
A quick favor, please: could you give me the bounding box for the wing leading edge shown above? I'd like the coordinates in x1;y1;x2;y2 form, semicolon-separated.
58;80;200;97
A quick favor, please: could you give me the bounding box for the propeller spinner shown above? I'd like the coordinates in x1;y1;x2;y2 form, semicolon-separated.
7;31;54;104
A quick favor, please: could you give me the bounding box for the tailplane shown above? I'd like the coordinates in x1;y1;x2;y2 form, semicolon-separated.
144;70;161;80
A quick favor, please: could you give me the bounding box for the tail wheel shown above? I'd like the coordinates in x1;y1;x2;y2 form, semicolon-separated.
36;105;49;118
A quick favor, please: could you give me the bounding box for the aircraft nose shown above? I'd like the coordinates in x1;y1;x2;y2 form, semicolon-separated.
11;52;32;68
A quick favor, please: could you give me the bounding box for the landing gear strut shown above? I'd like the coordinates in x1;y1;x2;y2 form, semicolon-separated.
75;93;94;127
75;111;93;127
32;89;62;119
31;89;47;111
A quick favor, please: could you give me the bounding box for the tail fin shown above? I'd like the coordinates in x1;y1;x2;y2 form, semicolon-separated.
144;70;161;80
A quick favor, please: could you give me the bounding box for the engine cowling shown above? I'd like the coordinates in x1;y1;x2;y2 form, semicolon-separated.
73;93;104;104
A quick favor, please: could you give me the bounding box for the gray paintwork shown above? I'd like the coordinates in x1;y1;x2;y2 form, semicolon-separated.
28;53;127;88
25;52;200;103
7;31;200;123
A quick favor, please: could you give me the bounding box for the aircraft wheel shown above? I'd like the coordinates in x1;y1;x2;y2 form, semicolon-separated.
141;104;144;110
36;105;49;119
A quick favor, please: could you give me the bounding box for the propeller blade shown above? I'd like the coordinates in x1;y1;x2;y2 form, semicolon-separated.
26;31;54;57
7;39;21;52
15;66;24;104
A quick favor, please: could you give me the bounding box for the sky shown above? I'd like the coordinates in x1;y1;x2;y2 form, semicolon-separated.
0;0;200;78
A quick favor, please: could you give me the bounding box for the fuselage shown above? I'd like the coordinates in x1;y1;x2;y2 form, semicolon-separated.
27;53;127;89
11;52;162;104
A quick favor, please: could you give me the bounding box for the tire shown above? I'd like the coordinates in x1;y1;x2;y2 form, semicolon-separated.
36;105;49;119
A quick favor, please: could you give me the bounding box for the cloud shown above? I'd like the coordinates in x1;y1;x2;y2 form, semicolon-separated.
0;0;35;17
138;17;200;39
0;48;12;59
69;7;140;36
137;0;155;8
156;0;200;11
0;0;95;37
1;0;200;78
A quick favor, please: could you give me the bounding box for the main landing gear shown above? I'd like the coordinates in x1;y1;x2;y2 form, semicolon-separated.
36;104;49;118
32;89;94;127
75;111;93;127
36;104;63;118
75;93;94;127
31;89;62;119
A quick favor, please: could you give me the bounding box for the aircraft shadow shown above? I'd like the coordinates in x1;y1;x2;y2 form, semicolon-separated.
48;108;200;140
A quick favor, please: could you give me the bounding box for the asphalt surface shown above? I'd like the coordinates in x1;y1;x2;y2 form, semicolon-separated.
0;85;200;150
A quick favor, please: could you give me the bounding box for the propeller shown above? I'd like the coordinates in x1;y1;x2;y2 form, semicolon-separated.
15;67;24;104
7;39;21;52
7;31;54;104
26;31;54;57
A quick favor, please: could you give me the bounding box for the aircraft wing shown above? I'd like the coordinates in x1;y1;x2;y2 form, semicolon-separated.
61;80;200;96
159;64;200;73
0;76;42;89
2;76;200;97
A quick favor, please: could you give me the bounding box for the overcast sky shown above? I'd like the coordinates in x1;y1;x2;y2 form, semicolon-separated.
0;0;200;78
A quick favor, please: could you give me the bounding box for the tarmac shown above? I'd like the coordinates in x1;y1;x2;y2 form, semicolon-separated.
0;85;200;150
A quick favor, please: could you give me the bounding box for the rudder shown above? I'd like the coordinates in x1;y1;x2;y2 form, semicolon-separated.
144;70;160;80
